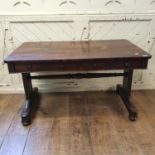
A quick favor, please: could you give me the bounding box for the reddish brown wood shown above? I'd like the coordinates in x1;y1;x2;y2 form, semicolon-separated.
4;40;152;125
4;40;151;73
4;40;151;62
6;58;149;73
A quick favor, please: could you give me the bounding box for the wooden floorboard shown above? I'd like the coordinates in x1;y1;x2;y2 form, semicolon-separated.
0;90;155;155
0;95;24;149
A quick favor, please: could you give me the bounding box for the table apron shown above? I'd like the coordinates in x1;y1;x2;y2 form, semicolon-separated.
8;59;148;73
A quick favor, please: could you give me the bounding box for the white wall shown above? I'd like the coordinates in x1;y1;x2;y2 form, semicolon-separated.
0;0;155;93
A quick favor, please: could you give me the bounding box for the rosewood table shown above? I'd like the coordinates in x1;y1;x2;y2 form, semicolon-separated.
4;40;151;126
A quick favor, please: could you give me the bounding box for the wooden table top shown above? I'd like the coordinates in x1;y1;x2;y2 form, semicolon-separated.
4;40;151;63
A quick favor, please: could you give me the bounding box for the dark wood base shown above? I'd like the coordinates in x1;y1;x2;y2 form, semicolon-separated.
21;69;138;125
5;40;151;125
21;87;39;126
116;85;138;121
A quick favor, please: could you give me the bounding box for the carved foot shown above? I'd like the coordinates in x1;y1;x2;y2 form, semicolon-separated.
129;112;137;121
116;85;138;121
21;100;31;126
21;87;39;126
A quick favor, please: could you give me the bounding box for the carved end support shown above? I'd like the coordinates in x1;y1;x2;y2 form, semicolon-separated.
21;87;39;126
116;84;138;121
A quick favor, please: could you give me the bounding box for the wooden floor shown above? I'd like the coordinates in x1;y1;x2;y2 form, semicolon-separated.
0;90;155;155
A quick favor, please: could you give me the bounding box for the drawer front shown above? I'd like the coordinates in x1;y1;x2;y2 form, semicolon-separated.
10;59;148;73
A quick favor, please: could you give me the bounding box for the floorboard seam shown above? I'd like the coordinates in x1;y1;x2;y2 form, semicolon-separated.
0;109;17;150
21;127;31;155
85;97;95;155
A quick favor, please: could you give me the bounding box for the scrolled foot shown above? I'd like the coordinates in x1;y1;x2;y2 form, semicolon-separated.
129;112;137;121
21;87;39;126
21;99;31;126
22;117;31;126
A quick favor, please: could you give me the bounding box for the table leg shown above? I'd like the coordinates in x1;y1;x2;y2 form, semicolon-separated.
21;73;39;126
116;69;138;121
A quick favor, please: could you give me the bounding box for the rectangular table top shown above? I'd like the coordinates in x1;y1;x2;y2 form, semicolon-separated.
4;40;152;73
4;40;151;63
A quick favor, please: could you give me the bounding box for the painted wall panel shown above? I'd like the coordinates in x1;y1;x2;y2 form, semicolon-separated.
0;0;154;93
0;0;155;14
0;22;13;89
0;15;153;93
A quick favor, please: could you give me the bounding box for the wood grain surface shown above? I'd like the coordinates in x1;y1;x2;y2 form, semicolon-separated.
0;90;155;155
4;40;151;62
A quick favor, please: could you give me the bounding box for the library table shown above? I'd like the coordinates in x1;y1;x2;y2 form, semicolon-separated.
4;40;151;126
